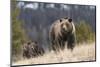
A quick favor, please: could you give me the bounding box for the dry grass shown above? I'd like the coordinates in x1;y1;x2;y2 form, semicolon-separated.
13;42;95;66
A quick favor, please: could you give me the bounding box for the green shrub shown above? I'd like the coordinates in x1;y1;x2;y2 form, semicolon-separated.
11;0;28;56
75;21;95;44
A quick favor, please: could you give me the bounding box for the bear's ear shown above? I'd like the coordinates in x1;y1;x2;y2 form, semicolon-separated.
34;41;37;44
27;42;31;45
68;18;72;22
59;19;62;22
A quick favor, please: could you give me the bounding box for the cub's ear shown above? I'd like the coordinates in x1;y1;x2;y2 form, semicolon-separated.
34;41;37;44
68;18;72;22
27;42;31;45
59;19;62;22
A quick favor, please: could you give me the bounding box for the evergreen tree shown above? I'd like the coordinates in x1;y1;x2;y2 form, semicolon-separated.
11;0;28;56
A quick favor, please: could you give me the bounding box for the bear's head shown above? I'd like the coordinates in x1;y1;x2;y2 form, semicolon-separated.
59;17;74;34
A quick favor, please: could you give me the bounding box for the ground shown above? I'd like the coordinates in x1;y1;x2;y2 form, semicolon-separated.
13;42;95;66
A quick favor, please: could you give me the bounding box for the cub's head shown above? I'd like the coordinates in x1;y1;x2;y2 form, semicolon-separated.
59;17;74;33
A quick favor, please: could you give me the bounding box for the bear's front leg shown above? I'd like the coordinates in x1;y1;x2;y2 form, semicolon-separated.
67;33;76;51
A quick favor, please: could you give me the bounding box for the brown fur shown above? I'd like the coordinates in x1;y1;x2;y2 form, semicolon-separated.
23;41;45;58
49;17;76;52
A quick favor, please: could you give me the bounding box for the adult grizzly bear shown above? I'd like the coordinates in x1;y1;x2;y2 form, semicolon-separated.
49;17;76;52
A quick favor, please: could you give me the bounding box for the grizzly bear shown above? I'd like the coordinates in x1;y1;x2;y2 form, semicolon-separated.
49;17;76;52
23;41;45;58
